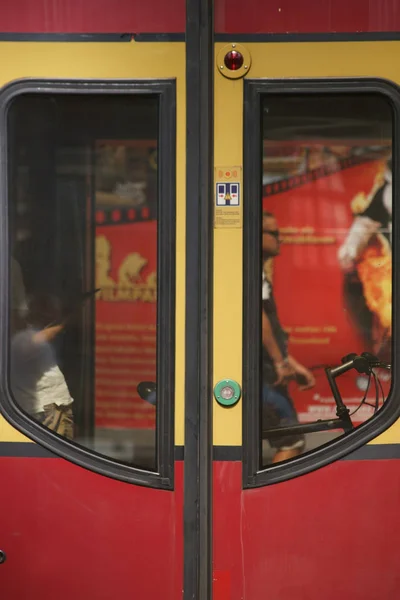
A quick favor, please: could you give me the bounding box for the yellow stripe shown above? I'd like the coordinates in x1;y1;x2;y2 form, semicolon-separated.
244;40;400;80
0;416;30;442
213;75;244;445
0;40;186;445
213;40;400;446
368;419;400;445
2;40;400;451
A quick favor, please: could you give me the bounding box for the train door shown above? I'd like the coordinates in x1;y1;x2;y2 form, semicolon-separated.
212;6;400;598
1;2;400;600
0;9;188;600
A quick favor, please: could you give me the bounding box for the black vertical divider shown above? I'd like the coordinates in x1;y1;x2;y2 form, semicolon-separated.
184;0;214;597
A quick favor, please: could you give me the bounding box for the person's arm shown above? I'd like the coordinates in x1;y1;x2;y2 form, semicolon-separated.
33;324;65;344
287;354;315;390
337;215;380;271
262;310;294;385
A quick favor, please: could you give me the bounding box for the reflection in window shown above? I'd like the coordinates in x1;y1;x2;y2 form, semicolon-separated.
9;94;158;470
260;94;393;466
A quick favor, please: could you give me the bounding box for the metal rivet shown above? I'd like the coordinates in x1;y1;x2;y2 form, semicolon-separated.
220;65;224;69
232;43;236;47
244;65;248;69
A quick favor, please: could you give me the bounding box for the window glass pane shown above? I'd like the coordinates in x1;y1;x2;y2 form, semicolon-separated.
9;93;158;470
261;93;392;466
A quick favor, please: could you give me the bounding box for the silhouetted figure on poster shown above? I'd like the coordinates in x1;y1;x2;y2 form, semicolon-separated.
338;158;392;360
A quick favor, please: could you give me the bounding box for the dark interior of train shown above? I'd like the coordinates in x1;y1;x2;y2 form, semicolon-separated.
263;93;392;140
8;93;158;468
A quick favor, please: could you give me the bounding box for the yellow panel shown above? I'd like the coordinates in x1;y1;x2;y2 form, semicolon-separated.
242;41;400;80
213;40;400;446
213;75;244;446
0;40;186;446
368;419;400;444
0;418;31;442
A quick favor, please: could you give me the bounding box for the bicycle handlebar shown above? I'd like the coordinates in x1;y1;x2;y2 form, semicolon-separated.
262;352;390;441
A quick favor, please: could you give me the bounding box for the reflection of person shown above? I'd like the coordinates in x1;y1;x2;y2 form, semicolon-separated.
262;212;316;463
10;294;74;440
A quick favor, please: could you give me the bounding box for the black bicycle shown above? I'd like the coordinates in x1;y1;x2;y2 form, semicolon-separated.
262;352;391;439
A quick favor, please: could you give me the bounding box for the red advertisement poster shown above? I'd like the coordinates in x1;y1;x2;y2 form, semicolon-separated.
95;218;157;429
263;151;392;424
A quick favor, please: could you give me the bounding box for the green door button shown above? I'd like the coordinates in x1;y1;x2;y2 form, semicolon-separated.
214;379;241;407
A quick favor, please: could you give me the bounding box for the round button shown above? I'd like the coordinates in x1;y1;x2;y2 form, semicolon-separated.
214;379;241;407
220;385;234;400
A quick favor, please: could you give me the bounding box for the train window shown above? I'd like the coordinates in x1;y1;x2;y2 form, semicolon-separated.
6;84;175;481
243;81;397;484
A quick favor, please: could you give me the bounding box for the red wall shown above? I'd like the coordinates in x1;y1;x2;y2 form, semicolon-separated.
1;0;399;35
0;458;183;599
215;0;400;34
2;452;398;599
213;459;400;600
0;0;184;33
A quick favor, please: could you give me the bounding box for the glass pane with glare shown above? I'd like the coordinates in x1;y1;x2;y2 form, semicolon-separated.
8;93;158;470
260;93;392;466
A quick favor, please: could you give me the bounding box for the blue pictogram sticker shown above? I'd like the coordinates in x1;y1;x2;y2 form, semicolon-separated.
216;182;240;206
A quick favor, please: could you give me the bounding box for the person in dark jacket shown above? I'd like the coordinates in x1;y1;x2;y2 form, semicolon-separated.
261;211;315;463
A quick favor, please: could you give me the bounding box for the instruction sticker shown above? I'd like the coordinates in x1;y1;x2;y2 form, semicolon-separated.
214;166;243;229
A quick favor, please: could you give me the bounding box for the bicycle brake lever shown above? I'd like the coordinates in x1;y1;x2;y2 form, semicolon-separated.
361;352;391;369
